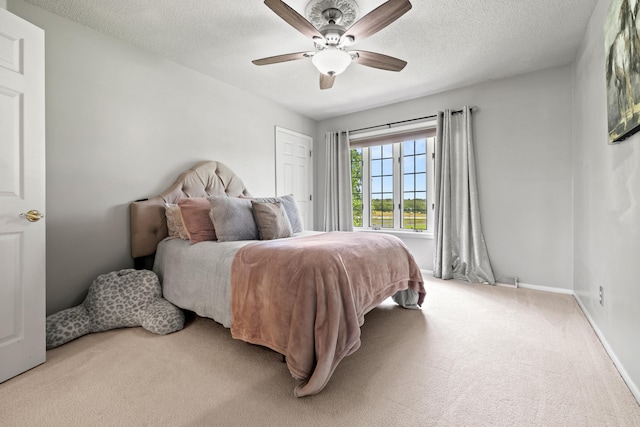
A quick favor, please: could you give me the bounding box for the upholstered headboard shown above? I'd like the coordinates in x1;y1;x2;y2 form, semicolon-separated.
130;160;251;260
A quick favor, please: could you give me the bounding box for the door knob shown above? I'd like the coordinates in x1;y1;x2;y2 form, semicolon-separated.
19;210;45;222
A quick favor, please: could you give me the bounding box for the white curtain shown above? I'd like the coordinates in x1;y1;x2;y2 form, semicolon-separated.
323;131;353;231
434;107;496;284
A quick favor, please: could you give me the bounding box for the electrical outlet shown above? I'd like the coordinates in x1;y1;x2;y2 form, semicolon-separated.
599;286;604;306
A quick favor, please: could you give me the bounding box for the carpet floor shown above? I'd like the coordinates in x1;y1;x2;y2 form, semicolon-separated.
1;276;639;426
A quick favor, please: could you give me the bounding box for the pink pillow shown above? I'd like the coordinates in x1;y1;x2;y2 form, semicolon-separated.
178;198;217;243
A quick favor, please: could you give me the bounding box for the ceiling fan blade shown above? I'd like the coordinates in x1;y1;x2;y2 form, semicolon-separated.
320;73;335;90
252;52;309;66
264;0;323;39
353;51;407;72
343;0;412;42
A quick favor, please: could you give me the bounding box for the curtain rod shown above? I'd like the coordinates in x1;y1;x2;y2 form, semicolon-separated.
346;107;473;134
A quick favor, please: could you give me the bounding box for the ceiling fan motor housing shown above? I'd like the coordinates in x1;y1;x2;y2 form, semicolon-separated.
321;24;345;45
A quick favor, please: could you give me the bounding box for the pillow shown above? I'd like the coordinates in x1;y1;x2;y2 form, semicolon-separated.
164;204;189;240
252;194;303;233
251;201;293;240
177;198;217;244
208;195;258;242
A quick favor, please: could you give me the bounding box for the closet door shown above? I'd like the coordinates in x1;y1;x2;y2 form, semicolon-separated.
0;7;46;383
275;126;313;229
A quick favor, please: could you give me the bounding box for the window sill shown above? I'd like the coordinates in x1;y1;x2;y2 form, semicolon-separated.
354;228;433;240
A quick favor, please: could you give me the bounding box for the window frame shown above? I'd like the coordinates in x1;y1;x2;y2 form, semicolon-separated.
350;120;436;236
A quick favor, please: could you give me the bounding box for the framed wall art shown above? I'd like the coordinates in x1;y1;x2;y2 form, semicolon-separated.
605;0;640;143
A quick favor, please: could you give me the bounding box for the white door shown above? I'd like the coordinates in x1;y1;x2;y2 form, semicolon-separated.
275;127;313;229
0;8;46;383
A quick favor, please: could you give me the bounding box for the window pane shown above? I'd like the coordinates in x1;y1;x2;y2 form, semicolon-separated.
404;140;415;156
383;176;393;192
404;174;415;192
370;200;383;228
371;159;381;176
352;193;363;227
370;194;394;229
415;172;426;191
370;196;383;227
371;145;382;159
383;193;394;228
403;193;427;230
415;195;427;231
382;144;393;158
382;158;393;174
403;194;416;229
350;148;363;227
415;154;427;173
404;156;414;174
371;176;382;193
415;139;427;154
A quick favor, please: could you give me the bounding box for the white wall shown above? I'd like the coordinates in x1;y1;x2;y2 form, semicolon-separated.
7;0;316;315
573;0;640;401
317;66;574;289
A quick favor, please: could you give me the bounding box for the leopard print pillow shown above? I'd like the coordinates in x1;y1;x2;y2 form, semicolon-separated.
46;269;184;349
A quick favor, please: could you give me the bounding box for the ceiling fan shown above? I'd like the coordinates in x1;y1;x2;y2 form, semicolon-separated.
252;0;412;90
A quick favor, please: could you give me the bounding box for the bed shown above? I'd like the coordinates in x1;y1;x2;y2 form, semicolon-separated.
130;160;426;397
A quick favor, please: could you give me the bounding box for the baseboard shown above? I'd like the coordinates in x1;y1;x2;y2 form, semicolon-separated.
517;282;574;295
422;270;574;295
573;295;640;405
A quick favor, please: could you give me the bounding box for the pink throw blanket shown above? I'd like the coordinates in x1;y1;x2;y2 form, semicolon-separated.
230;232;425;397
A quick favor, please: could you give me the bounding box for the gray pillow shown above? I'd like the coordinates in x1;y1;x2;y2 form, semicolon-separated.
251;201;293;240
252;194;303;233
208;196;258;242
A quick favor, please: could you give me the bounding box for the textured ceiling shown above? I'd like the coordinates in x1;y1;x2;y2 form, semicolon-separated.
24;0;598;120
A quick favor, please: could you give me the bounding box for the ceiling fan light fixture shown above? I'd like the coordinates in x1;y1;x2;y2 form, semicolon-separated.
312;48;352;76
255;0;412;89
341;35;355;46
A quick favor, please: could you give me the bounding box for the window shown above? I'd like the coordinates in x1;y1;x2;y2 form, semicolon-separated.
370;144;395;228
350;123;435;233
403;139;428;230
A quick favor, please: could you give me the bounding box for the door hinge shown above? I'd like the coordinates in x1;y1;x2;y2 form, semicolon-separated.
309;194;312;201
309;150;312;157
432;153;435;159
432;203;435;210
